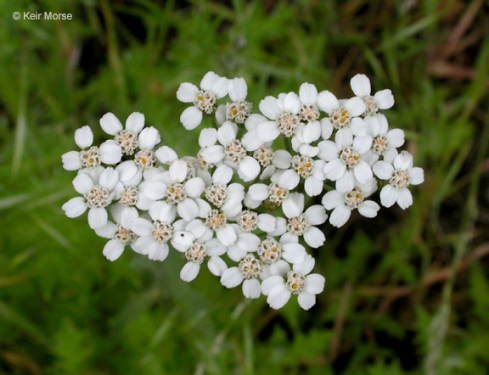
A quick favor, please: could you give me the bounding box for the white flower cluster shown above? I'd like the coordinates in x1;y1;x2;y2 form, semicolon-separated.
61;72;424;310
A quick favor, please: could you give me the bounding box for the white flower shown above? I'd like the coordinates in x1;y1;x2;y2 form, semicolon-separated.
319;133;373;192
373;151;424;209
160;159;207;221
322;179;380;228
177;71;228;130
220;253;262;299
244;169;300;209
363;114;404;165
172;220;228;282
61;125;122;171
290;154;326;197
257;92;301;142
94;205;139;261
223;77;252;124
350;74;394;116
99;112;147;155
317;90;367;144
282;193;327;248
257;234;307;267
205;164;245;219
261;255;325;310
131;201;177;261
62;166;121;229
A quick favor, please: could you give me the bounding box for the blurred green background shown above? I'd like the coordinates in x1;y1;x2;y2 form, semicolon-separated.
1;0;488;374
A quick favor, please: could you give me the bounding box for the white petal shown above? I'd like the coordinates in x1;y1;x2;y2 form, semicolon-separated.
350;117;368;137
257;121;280;142
303;121;321;143
282;243;306;264
329;205;351;228
380;185;398;208
208;256;228;276
353;162;373;184
283;92;301;113
394;151;413;170
213;164;233;185
318;140;338;161
374;89;394;109
282;192;304;218
138;126;160;150
131;218;153;236
211;77;228;98
358;200;380;218
273;150;292;169
262;275;285;295
198;128;218;148
147;243;169;261
72;173;93;194
155;146;178;164
120;207;139;228
304;177;323;197
303;227;325;248
201;145;224;164
217;122;237;146
241;129;263;151
99;167;119;190
62;197;87;218
297;292;316;310
317;91;339;113
99;113;123;136
257;214;276;233
180;262;200;282
200;71;219;90
345;97;366;117
350;74;371;97
88;207;108;229
397;188;413;209
103;240;125;261
324;159;346;181
169;159;188;182
228;77;247;101
99;141;122;165
386;129;405;148
216;225;237;246
259;96;281;119
299;82;318;105
304;205;327;225
243;279;261;299
321;118;334;140
220;267;244;288
125;112;145;133
410;167;424;185
373;161;394;180
172;230;195;249
177;198;199;221
267;285;291;309
95;221;117;238
305;274;325;294
322;190;343;210
238;157;260;182
180;106;203;130
335;129;353;150
140;180;165;200
176;82;199;103
247;183;269;201
278;170;300;190
116;160;138;182
295;254;315;274
62;151;81;171
237;233;260;252
74;125;93;148
353;135;372;154
185;177;206;197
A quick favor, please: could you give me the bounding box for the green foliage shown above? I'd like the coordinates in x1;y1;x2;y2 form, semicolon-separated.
0;0;488;374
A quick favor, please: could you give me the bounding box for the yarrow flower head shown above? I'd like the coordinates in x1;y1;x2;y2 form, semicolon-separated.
61;72;424;311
